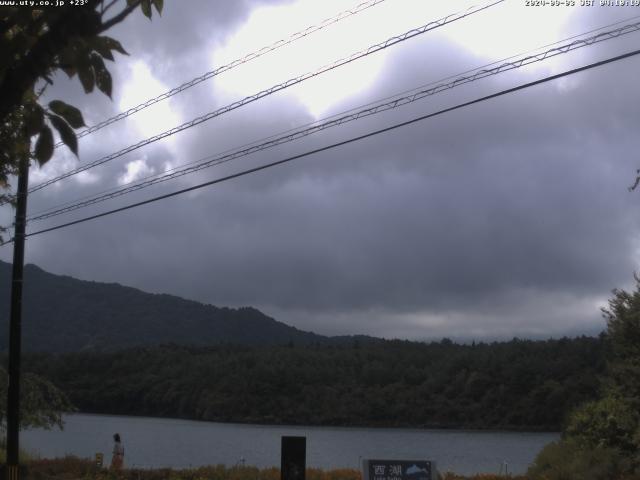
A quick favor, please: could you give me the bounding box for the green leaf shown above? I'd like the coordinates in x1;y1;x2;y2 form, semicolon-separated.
91;53;112;98
60;64;77;78
126;0;138;5
141;0;152;18
34;125;54;165
25;105;44;137
152;0;163;15
57;44;79;78
98;68;112;98
91;37;114;61
77;59;95;94
49;114;78;156
48;100;85;129
100;36;128;56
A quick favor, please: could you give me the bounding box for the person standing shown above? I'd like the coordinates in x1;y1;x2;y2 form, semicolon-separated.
111;433;125;470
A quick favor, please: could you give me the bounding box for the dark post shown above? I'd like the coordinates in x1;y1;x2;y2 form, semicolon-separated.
5;157;29;477
281;436;306;480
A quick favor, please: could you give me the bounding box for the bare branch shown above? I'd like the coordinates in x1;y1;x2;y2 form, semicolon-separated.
99;0;141;33
628;169;640;192
101;0;120;17
35;88;47;101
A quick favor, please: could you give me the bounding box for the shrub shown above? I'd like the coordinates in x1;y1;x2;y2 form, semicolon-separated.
527;438;637;480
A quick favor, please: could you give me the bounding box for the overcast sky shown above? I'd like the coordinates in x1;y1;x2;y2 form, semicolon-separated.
2;0;640;341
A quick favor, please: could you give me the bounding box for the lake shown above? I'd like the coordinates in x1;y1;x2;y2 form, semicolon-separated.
23;414;558;476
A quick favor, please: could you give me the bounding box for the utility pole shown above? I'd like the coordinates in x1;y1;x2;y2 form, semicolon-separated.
5;156;29;480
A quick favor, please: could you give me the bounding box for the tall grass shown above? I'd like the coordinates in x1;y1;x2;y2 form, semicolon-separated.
25;457;527;480
0;448;34;464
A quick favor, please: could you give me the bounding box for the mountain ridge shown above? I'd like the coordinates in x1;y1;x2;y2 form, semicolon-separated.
0;260;374;352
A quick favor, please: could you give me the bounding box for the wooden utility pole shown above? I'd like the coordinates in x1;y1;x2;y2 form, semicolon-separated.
5;157;29;479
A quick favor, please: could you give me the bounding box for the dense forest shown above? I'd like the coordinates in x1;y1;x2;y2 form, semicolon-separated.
22;336;605;431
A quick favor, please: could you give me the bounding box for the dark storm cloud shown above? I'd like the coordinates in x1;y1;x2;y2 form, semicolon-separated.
5;4;640;339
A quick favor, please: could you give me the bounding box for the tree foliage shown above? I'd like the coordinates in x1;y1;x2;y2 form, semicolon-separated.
22;336;604;431
565;279;640;468
566;395;639;456
532;277;640;477
527;438;633;480
0;0;163;209
0;0;163;430
602;278;640;407
0;367;74;431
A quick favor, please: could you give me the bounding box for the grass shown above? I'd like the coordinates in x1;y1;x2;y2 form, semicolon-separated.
0;448;33;464
23;457;528;480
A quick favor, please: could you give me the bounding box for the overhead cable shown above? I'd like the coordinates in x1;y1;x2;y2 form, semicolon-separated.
10;47;639;242
26;19;640;223
54;0;390;148
25;0;504;196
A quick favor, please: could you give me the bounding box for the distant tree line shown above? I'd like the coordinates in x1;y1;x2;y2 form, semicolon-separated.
18;336;605;431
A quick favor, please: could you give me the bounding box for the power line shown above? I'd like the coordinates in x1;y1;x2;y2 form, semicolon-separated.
12;47;639;242
53;0;390;148
24;0;504;196
25;19;640;223
8;13;640;228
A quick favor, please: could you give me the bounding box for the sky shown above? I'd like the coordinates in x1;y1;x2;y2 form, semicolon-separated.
3;0;640;341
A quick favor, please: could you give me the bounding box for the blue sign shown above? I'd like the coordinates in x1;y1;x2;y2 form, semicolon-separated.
363;460;433;480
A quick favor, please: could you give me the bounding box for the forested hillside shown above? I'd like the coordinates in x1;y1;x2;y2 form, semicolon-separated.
0;261;334;351
23;336;605;430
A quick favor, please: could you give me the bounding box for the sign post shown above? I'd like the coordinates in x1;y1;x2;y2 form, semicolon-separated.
281;436;306;480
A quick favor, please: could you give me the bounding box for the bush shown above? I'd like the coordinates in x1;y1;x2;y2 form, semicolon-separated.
527;438;637;480
565;395;639;455
440;473;526;480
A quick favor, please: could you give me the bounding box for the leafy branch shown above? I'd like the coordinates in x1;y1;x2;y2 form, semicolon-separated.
0;0;163;177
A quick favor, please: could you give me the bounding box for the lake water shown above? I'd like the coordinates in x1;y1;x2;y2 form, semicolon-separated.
23;414;558;476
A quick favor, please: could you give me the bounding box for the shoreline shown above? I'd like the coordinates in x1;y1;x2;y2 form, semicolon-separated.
61;411;562;434
24;413;555;475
